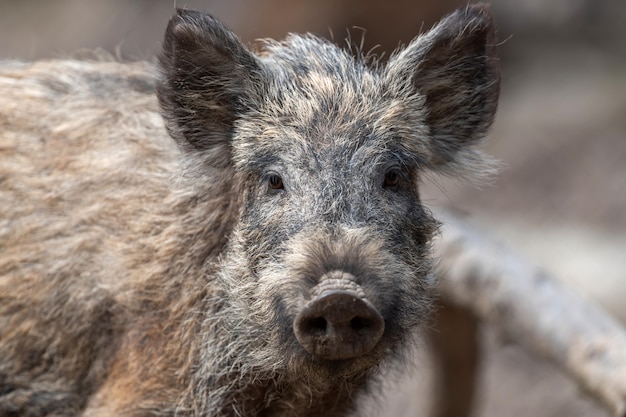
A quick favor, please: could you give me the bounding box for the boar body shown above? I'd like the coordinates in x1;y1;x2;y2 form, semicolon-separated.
0;5;499;417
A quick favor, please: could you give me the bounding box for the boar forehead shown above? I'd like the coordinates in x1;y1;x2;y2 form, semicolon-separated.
232;35;431;175
230;57;432;246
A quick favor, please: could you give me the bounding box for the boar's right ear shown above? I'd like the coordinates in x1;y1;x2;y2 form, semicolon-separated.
158;9;263;163
385;4;500;176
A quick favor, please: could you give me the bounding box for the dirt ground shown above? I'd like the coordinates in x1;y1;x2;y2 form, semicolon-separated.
1;1;624;416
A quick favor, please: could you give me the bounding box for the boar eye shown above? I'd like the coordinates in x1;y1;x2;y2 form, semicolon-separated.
383;169;400;188
268;174;284;191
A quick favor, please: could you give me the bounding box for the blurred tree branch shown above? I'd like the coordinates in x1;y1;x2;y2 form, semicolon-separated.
435;211;626;417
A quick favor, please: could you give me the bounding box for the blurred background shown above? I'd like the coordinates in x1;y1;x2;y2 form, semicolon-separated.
1;1;624;416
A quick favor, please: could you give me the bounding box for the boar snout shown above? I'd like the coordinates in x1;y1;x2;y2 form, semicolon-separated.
294;288;384;361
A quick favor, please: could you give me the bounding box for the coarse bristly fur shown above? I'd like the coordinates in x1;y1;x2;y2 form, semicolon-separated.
0;4;500;417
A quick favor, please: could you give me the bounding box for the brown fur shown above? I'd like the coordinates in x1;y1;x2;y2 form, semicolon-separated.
0;5;499;416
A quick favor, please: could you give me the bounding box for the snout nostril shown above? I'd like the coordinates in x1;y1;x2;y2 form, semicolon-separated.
302;316;328;335
349;316;370;332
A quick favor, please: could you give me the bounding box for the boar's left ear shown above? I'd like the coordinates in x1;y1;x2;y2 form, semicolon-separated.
385;4;500;175
158;9;263;165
